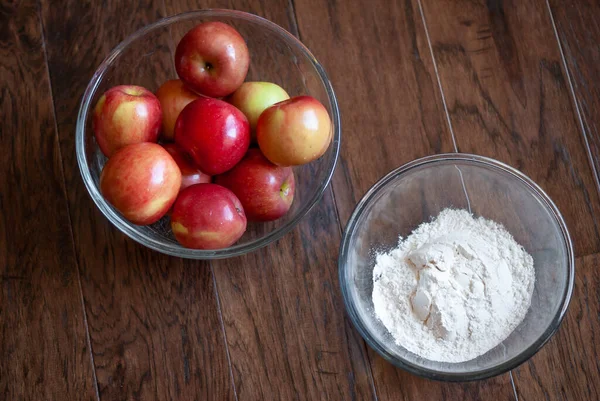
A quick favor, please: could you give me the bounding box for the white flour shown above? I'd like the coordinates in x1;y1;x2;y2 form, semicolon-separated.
372;209;535;363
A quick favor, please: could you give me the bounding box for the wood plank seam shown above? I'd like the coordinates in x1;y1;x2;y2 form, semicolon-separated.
158;3;241;399
35;1;101;400
415;0;459;152
329;187;381;401
544;0;600;198
415;0;477;236
509;371;520;401
285;0;301;42
413;0;520;399
326;161;380;401
286;0;380;399
211;265;240;401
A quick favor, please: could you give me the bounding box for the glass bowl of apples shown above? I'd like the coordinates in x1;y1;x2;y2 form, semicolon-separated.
76;9;340;259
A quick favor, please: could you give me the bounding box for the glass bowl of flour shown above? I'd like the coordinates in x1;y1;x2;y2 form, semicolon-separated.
339;153;574;381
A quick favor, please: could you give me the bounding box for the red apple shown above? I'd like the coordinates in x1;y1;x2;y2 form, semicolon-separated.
215;149;295;221
155;79;199;141
93;85;162;157
162;143;211;191
171;184;247;249
256;96;332;166
228;82;290;139
100;143;181;225
174;97;250;175
175;21;250;98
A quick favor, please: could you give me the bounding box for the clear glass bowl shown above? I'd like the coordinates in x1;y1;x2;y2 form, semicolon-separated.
339;153;574;381
76;10;340;259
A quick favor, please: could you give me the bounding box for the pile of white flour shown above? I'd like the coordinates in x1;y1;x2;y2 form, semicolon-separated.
372;209;535;363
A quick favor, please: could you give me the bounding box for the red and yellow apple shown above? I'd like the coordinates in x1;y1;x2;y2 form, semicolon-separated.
93;85;162;157
215;149;295;221
174;97;250;175
256;95;332;166
228;81;290;138
162;143;211;191
170;183;247;249
100;142;181;225
155;79;199;141
175;22;249;98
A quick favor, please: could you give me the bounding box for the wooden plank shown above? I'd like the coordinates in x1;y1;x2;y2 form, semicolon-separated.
548;0;600;194
210;191;376;400
38;1;235;399
513;253;600;400
161;1;378;399
0;2;97;400
291;0;516;399
294;0;457;225
419;0;600;257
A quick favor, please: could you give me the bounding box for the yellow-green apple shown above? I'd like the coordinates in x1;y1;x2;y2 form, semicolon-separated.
174;97;250;175
228;81;290;138
256;96;332;166
100;143;181;225
162;143;211;191
171;183;247;249
175;22;249;98
215;149;295;221
155;79;199;141
93;85;162;157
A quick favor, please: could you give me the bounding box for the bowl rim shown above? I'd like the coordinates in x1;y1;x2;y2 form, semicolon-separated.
338;153;575;381
76;9;341;259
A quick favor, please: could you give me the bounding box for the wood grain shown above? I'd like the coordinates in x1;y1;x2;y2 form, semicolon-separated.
162;1;378;399
548;0;600;195
294;0;457;225
291;0;516;399
513;253;600;401
0;1;96;400
419;0;600;257
211;191;376;400
38;1;234;399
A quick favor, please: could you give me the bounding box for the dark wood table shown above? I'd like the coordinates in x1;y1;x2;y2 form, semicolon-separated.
2;0;599;399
